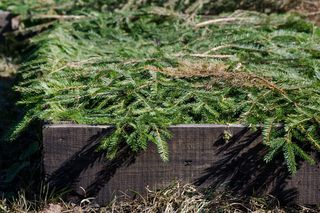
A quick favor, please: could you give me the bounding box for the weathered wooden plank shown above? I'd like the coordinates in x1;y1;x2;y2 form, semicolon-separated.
0;10;12;35
42;124;320;205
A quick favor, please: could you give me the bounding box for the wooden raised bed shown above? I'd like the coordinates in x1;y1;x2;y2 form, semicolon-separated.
42;124;320;205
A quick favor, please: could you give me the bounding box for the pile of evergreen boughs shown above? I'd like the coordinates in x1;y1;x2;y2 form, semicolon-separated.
8;5;320;173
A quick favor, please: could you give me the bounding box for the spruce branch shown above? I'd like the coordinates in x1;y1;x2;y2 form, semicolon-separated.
10;7;320;174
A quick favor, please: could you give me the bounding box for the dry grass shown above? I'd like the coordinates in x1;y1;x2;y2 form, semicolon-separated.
105;182;210;213
292;0;320;25
146;61;281;91
2;181;315;213
0;54;16;77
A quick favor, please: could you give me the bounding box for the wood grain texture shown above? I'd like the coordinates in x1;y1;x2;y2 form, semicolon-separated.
42;124;320;205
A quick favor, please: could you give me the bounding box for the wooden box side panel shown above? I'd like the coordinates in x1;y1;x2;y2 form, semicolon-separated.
42;124;320;205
